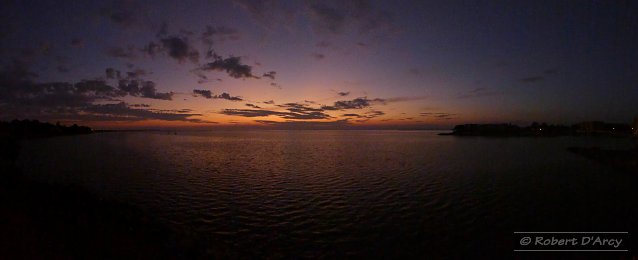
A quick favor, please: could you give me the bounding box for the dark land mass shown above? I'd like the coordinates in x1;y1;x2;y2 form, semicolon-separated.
442;122;635;137
442;122;637;172
93;129;161;133
1;119;92;139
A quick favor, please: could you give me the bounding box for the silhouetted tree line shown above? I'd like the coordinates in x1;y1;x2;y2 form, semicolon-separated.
0;119;92;138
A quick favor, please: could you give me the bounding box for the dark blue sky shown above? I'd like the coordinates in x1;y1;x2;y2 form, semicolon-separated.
1;0;637;128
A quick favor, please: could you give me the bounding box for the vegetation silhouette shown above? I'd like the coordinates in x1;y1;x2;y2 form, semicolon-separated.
0;119;92;139
443;121;634;137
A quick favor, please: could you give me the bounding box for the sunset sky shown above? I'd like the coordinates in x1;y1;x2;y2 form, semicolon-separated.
1;0;637;129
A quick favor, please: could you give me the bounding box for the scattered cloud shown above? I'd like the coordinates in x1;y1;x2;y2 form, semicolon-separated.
193;89;213;99
0;62;195;123
221;102;332;120
138;81;173;100
262;71;276;80
377;96;428;103
311;52;325;60
200;54;256;79
420;112;456;120
253;119;350;129
321;97;382;110
106;68;150;80
83;102;209;122
160;36;199;63
337;91;350;96
245;103;261;108
215;92;243;101
341;110;384;120
270;82;282;89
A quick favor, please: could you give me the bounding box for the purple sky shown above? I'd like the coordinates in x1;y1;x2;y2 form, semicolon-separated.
1;0;637;129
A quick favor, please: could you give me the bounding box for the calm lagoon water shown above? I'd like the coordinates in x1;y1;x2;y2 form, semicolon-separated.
16;131;638;257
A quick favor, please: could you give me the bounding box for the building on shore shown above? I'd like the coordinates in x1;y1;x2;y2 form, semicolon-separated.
574;121;632;135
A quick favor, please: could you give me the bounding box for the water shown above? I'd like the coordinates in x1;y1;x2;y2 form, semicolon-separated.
16;131;638;257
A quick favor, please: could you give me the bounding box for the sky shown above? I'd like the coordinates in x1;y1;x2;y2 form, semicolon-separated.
1;0;637;129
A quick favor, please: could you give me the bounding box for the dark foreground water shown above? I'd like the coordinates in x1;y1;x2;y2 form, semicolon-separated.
16;131;638;257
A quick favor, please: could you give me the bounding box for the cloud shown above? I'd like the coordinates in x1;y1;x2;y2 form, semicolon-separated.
311;52;325;60
160;36;199;63
126;69;149;79
221;102;332;120
192;89;242;101
420;112;456;120
321;97;379;110
140;81;173;100
337;91;350;96
341;110;385;121
319;95;424;111
263;100;275;104
520;76;544;83
106;68;119;79
253;119;350;129
245;103;261;108
214;92;243;101
193;89;213;99
220;109;282;117
270;82;282;89
376;96;427;103
112;78;173;100
0;62;191;122
0;68;198;123
5;104;208;124
200;54;255;79
83;102;208;122
366;110;385;117
262;71;276;80
277;102;324;113
107;67;150;80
